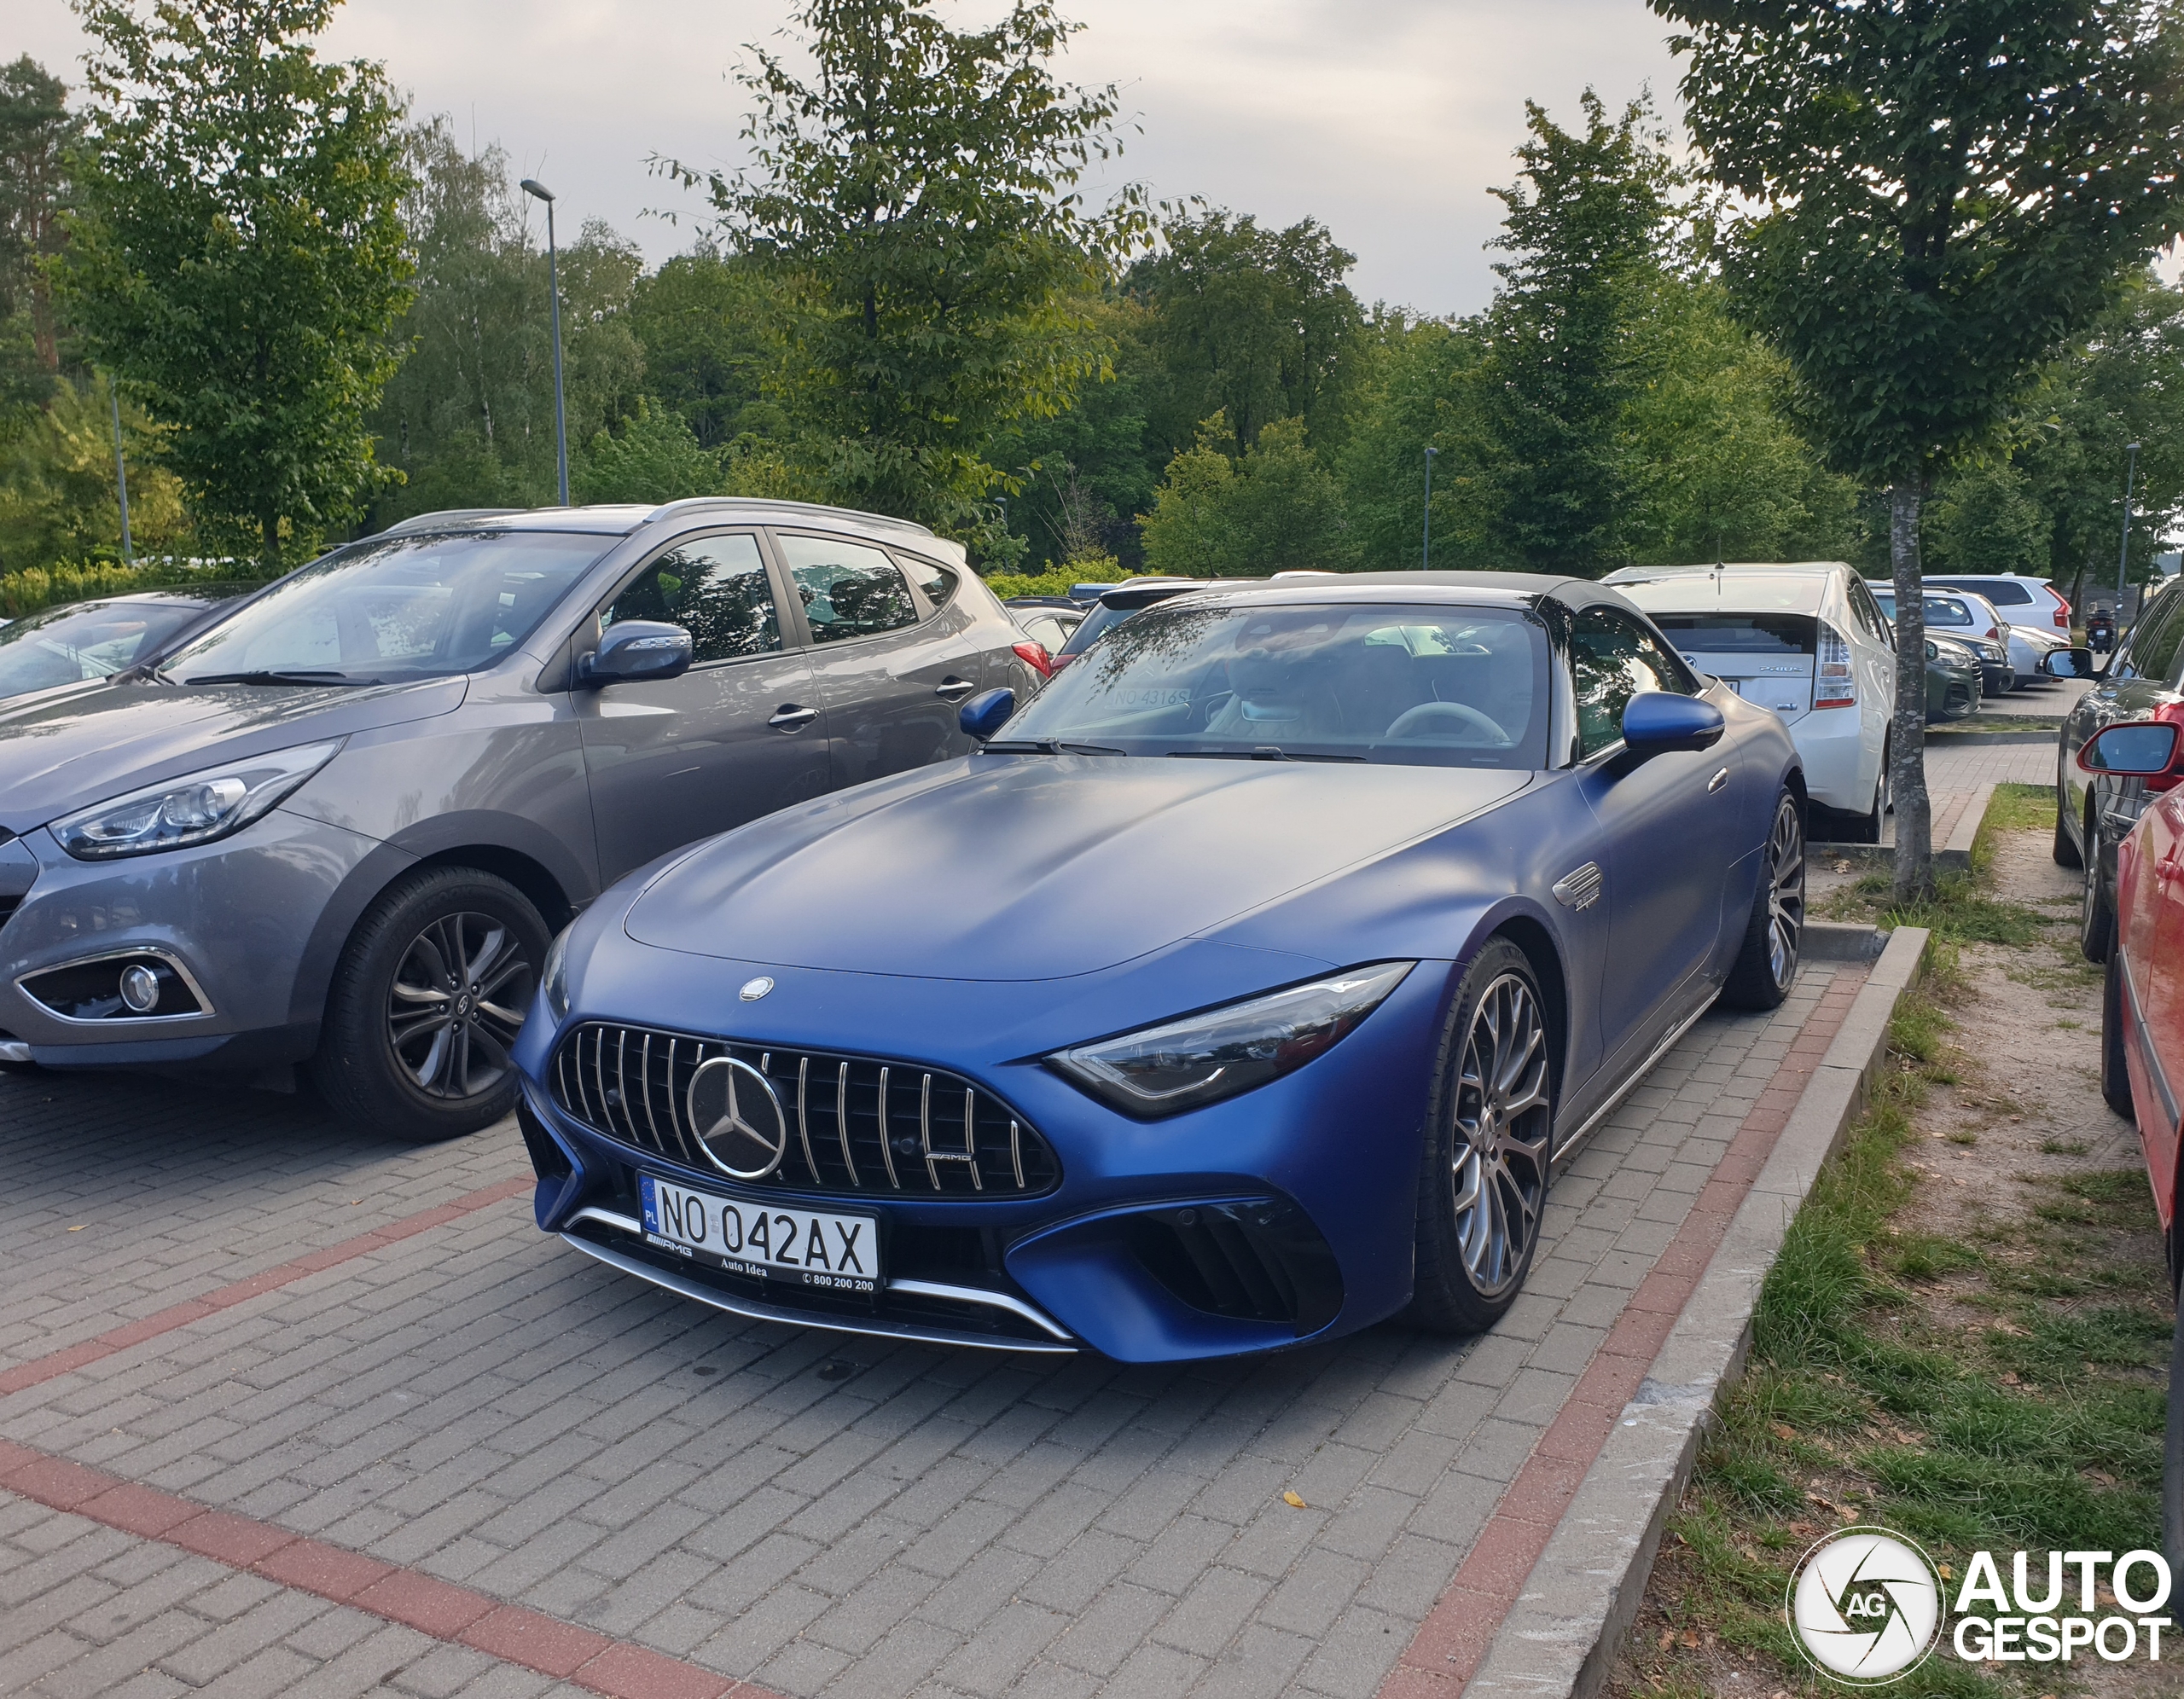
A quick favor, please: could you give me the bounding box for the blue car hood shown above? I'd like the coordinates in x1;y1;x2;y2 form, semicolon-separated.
0;675;468;835
624;755;1532;980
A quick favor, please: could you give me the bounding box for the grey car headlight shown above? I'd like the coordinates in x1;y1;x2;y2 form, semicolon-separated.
1048;961;1414;1118
542;926;572;1023
52;739;345;861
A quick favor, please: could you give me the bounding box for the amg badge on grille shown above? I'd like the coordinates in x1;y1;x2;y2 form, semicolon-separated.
1552;862;1604;911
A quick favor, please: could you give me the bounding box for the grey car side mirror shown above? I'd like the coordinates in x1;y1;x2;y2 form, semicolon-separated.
579;621;694;687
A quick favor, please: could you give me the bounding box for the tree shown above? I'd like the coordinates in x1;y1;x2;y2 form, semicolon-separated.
666;0;1149;553
367;119;645;523
1476;91;1680;573
0;57;80;428
1653;0;2184;896
1127;211;1364;460
61;0;413;568
626;245;796;451
1137;414;1355;576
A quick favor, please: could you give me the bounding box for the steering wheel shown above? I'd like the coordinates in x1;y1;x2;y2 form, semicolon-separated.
1385;700;1511;745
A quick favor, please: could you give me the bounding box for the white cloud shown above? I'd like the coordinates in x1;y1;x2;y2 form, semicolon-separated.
11;0;1679;315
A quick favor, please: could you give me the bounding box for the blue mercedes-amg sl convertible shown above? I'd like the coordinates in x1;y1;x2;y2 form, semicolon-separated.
513;573;1805;1361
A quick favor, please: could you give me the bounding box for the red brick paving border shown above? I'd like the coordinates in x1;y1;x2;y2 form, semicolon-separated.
0;1432;775;1699
1378;966;1871;1698
0;1174;536;1397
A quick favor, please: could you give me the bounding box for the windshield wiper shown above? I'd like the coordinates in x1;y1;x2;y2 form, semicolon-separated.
1170;746;1366;763
977;739;1125;756
177;669;380;687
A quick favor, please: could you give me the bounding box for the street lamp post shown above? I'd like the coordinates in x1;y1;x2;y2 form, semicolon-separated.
107;376;133;564
1422;446;1437;571
2114;439;2141;635
520;177;570;507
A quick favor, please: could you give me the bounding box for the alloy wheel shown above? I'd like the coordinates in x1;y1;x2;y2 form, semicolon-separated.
387;912;534;1100
1765;795;1806;991
1449;972;1552;1297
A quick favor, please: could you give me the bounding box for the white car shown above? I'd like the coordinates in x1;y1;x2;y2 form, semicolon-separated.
1607;562;1896;840
1925;572;2072;637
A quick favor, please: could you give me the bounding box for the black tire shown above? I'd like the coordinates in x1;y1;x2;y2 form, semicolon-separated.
2166;1289;2184;1579
1722;790;1806;1012
2053;780;2083;869
312;867;549;1143
2101;950;2136;1120
2081;832;2116;964
1410;938;1554;1335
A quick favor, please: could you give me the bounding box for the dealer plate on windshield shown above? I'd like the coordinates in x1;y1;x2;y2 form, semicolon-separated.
639;1174;879;1295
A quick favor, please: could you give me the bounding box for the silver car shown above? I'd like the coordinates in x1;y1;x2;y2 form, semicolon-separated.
0;499;1040;1140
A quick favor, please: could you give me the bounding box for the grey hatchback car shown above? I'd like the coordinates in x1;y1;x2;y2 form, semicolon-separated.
0;498;1040;1140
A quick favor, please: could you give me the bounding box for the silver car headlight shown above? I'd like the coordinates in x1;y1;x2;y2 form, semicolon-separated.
51;739;345;861
1048;962;1414;1117
542;926;572;1023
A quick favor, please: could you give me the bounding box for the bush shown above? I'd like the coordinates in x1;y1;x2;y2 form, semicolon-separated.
983;555;1129;600
0;559;255;618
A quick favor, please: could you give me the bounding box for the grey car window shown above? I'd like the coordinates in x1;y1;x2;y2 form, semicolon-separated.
897;554;958;608
779;535;921;643
1571;606;1696;760
166;531;607;681
605;534;779;664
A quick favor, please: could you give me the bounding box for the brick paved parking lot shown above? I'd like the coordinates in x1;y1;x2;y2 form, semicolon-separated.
1;960;1860;1699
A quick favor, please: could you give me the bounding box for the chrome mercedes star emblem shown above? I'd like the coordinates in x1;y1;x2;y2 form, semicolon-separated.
685;1055;788;1180
739;976;775;1001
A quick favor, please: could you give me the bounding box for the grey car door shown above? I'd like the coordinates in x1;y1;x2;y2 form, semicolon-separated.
775;531;986;788
577;531;828;884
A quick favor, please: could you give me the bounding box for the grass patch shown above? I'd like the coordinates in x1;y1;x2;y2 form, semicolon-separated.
1982;780;2056;836
1618;967;2167;1699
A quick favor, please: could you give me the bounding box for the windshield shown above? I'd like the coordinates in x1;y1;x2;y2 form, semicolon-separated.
0;600;212;698
162;530;608;684
1002;600;1551;768
1873;593;1974;627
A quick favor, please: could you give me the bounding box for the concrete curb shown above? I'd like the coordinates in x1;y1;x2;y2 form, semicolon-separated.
1464;925;1932;1699
1812;779;1995;874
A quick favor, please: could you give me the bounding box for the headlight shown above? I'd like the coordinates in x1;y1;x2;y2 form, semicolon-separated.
1048;961;1414;1117
51;739;344;861
543;927;572;1023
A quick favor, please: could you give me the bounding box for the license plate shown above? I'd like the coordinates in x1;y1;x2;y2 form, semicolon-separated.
639;1174;879;1295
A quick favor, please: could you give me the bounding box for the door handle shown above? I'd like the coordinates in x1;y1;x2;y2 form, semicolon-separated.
1707;767;1730;794
933;678;977;703
767;704;818;731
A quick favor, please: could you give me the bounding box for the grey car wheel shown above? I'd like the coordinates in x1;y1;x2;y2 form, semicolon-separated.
315;867;549;1142
1411;938;1554;1334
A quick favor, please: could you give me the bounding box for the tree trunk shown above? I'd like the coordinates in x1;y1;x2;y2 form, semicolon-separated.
262;510;281;576
1890;476;1933;901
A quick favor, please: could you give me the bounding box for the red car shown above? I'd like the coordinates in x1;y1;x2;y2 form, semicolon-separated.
2090;717;2184;1566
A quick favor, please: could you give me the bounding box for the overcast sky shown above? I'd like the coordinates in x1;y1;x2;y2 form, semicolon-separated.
13;0;1682;318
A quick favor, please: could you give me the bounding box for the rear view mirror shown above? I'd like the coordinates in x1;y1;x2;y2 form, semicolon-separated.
959;687;1016;741
2042;647;2096;679
2078;721;2181;775
1621;692;1725;757
579;621;693;687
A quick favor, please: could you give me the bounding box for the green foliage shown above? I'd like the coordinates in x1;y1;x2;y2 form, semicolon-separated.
61;0;415;567
981;555;1126;600
1137;415;1356;577
368;117;645;524
1655;0;2184;487
0;372;188;570
624;246;794;450
0;55;79;433
0;557;241;618
1127;210;1364;459
572;399;723;505
669;0;1150;552
1476;90;1679;573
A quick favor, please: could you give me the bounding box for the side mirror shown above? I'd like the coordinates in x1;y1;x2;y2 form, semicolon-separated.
959;687;1016;741
2078;720;2181;775
1621;691;1725;757
2042;647;2097;679
578;621;693;687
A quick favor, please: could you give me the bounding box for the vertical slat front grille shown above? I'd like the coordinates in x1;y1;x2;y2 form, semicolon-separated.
549;1022;1060;1197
